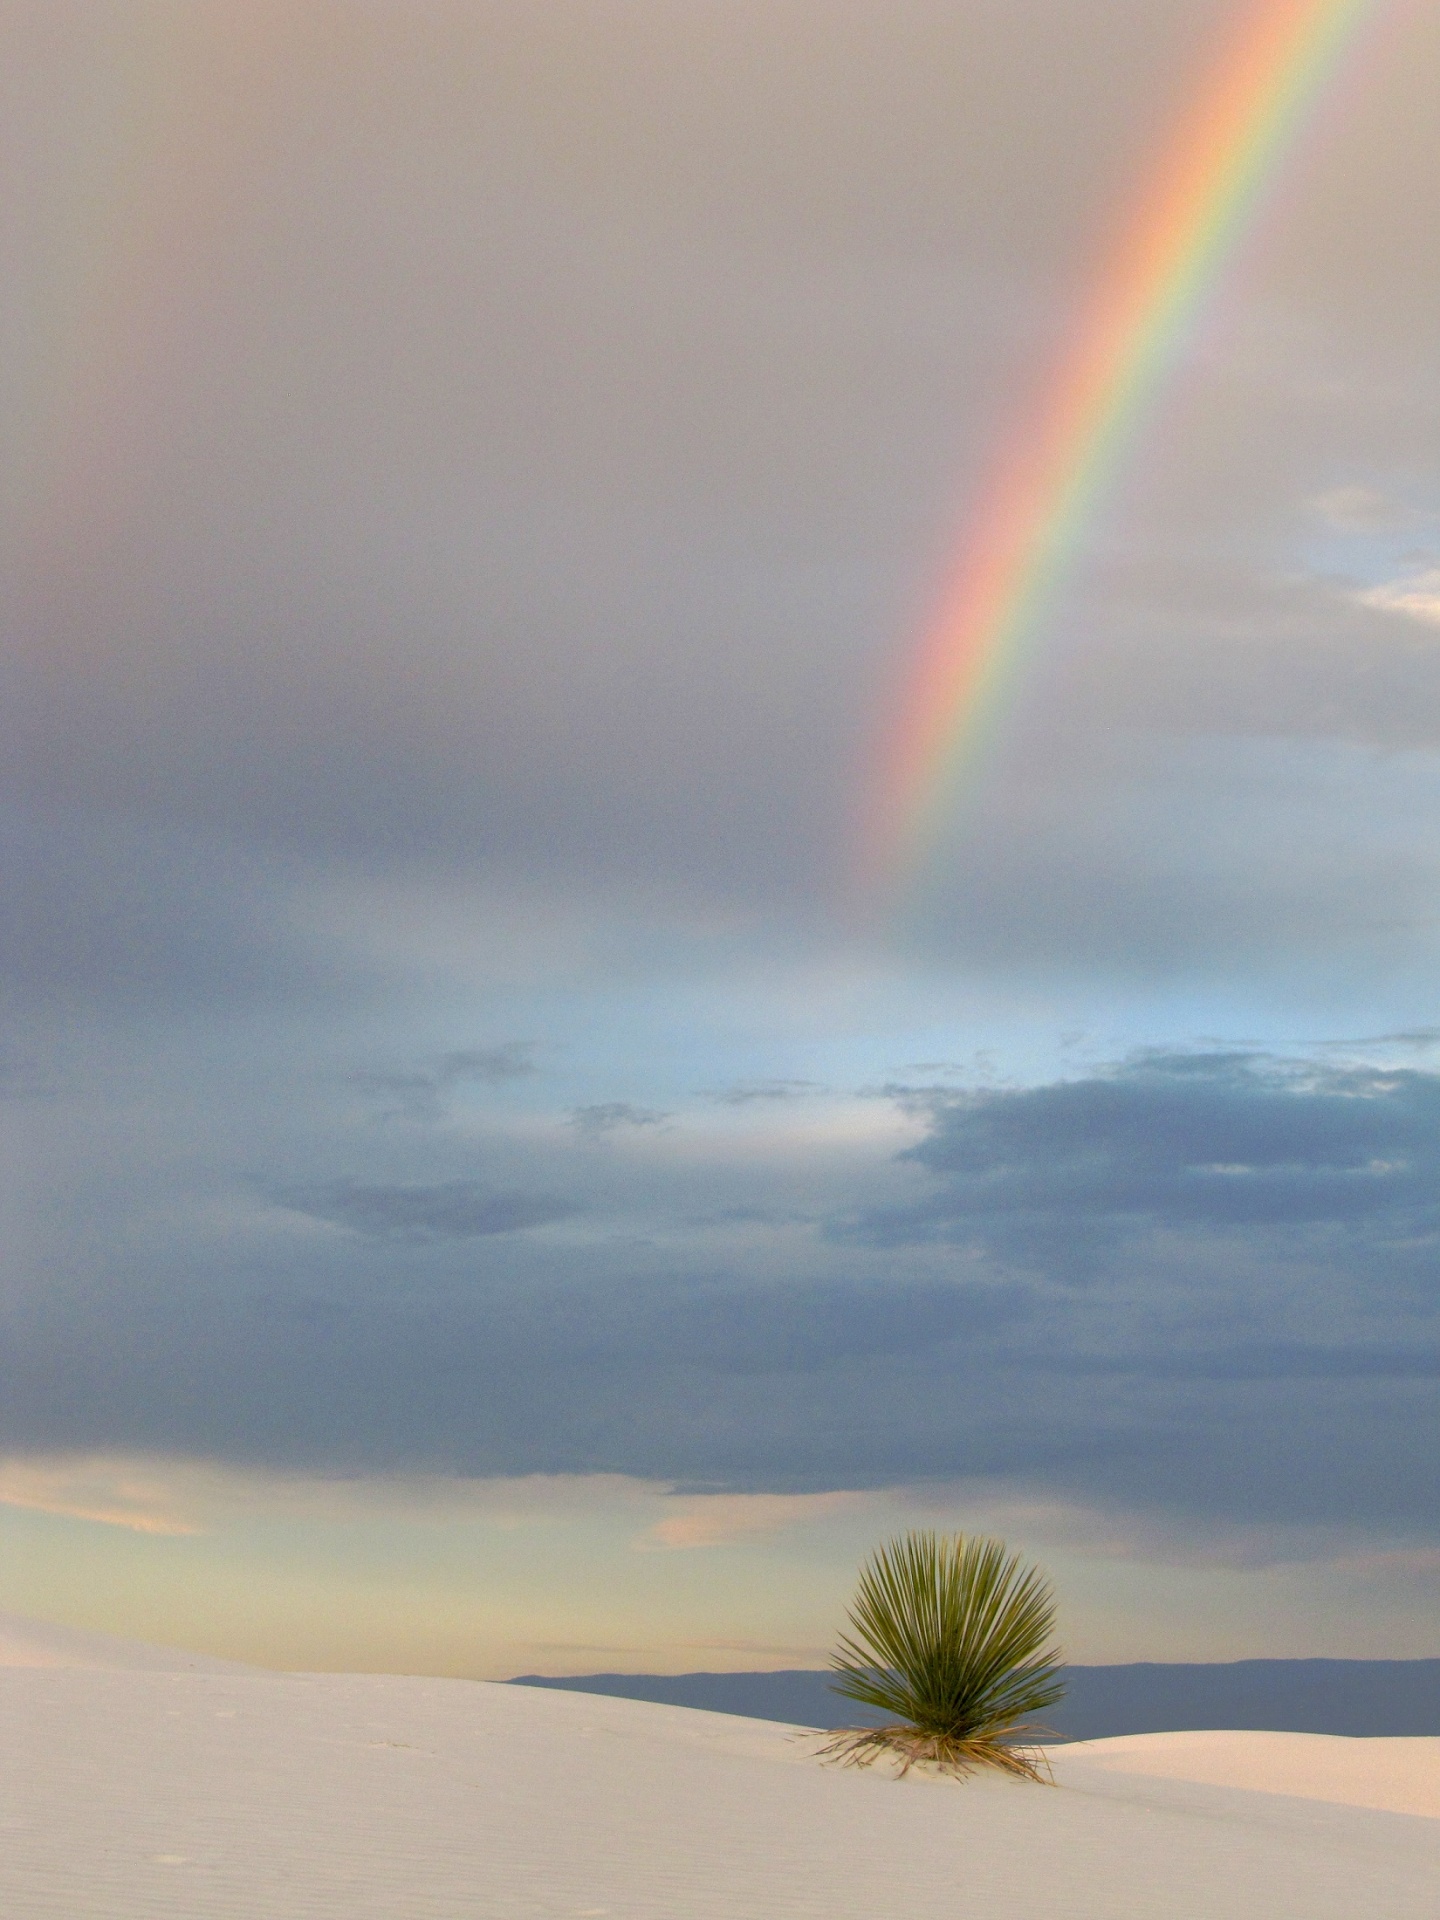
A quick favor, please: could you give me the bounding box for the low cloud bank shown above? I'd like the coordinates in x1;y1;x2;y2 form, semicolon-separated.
2;1052;1436;1548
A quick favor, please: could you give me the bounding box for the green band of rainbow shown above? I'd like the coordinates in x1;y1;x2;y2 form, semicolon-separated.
866;0;1377;894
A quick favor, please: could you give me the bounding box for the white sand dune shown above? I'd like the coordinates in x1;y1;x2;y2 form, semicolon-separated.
1;1619;1437;1917
1063;1725;1440;1820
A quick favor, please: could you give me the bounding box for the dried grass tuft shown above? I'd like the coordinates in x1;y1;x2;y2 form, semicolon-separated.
817;1722;1054;1782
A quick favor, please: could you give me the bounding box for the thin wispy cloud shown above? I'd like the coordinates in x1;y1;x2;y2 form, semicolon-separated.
571;1104;672;1136
707;1081;824;1106
1357;570;1440;630
275;1181;580;1242
350;1045;539;1120
0;1459;201;1537
1311;486;1429;535
644;1492;870;1550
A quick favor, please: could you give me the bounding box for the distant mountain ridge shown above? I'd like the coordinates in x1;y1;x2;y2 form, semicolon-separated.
511;1660;1440;1740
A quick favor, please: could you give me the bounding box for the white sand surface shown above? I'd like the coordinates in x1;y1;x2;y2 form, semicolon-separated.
1059;1725;1440;1819
1;1624;1437;1918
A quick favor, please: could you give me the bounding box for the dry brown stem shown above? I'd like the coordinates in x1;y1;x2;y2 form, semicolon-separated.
816;1724;1055;1783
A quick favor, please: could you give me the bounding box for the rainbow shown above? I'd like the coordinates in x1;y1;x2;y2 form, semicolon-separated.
867;0;1379;891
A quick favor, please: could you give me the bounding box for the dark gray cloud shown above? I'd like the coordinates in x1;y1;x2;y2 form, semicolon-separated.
2;1051;1437;1540
274;1180;579;1242
850;1054;1440;1257
2;1248;1434;1533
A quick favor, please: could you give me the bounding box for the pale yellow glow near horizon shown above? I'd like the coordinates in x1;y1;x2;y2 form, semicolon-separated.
0;1453;1437;1677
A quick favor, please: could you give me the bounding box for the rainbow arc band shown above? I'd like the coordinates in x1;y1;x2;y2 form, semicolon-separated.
866;0;1376;895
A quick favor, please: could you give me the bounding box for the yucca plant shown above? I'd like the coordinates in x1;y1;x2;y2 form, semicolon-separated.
820;1531;1064;1780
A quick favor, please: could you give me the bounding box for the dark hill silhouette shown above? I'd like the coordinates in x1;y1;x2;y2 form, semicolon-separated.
511;1660;1440;1740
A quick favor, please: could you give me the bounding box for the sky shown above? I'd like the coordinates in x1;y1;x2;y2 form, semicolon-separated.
3;0;1440;1677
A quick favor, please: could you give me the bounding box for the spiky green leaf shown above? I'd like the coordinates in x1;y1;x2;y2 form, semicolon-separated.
829;1532;1065;1747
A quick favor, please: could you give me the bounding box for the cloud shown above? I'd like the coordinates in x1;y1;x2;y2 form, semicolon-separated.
438;1046;537;1085
846;1054;1440;1281
643;1491;869;1550
708;1081;823;1106
0;1454;664;1537
1311;486;1428;534
1;1046;1437;1551
274;1180;580;1241
1356;570;1440;630
349;1045;538;1120
0;1457;201;1536
571;1103;671;1136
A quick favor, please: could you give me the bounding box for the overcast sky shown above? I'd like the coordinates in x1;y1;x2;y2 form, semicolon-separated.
4;0;1440;1675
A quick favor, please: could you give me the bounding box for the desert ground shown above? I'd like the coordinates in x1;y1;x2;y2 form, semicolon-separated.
1;1612;1436;1918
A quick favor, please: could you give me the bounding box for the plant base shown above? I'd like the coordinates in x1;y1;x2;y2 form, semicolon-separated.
816;1725;1054;1782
